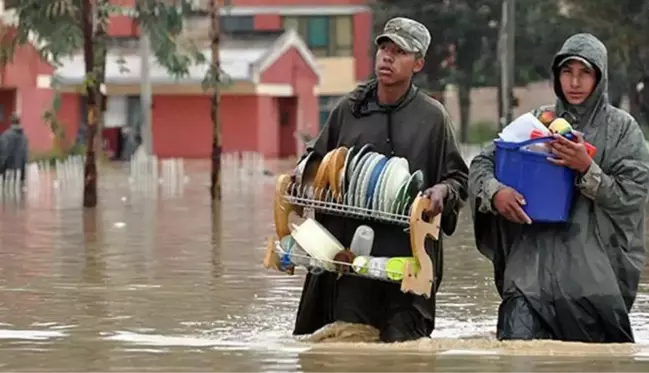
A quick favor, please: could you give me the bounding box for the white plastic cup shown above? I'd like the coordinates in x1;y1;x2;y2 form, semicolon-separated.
350;225;374;257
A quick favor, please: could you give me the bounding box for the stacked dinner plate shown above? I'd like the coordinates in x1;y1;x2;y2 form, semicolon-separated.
296;145;425;215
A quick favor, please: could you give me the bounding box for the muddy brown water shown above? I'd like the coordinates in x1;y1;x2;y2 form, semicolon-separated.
0;161;648;371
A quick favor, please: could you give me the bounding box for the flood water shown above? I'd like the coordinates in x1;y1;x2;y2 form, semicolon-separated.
1;160;648;371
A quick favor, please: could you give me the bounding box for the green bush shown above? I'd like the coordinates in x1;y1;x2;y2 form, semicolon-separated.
29;143;88;166
468;120;500;145
29;149;67;165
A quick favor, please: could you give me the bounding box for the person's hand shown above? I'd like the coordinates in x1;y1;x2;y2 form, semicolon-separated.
547;131;592;173
492;187;532;224
422;184;447;217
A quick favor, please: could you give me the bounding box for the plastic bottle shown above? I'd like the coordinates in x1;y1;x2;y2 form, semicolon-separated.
350;225;374;257
288;245;311;267
367;257;389;279
279;236;310;267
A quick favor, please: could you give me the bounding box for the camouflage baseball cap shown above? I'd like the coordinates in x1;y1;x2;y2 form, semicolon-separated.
375;17;431;56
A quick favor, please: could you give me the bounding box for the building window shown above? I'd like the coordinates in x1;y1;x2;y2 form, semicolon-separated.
221;15;254;33
282;16;353;57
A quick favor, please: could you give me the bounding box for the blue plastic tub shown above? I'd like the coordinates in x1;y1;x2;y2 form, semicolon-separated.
494;136;575;223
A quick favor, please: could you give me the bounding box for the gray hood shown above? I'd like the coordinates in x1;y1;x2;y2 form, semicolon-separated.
552;33;608;127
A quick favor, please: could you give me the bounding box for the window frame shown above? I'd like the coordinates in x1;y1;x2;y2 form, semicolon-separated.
221;15;255;33
281;15;353;57
330;15;353;57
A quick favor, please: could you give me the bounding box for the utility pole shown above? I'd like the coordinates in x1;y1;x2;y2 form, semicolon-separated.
209;0;222;202
139;4;153;155
499;0;515;128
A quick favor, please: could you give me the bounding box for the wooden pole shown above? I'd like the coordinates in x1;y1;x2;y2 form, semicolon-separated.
139;5;153;155
209;0;222;202
499;0;516;127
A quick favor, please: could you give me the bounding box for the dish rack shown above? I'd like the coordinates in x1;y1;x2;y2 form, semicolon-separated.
284;181;413;225
263;173;441;298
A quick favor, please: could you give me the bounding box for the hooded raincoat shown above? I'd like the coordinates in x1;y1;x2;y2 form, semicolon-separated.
468;33;649;342
0;124;28;180
293;79;469;342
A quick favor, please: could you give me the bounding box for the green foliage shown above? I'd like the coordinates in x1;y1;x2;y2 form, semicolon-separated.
470;0;577;87
5;0;207;78
468;120;500;145
562;0;649;72
135;0;207;79
562;0;649;127
29;143;87;165
3;0;213;148
371;0;577;89
10;0;83;65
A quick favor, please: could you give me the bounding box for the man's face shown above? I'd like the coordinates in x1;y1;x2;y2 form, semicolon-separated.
558;60;597;105
375;39;424;86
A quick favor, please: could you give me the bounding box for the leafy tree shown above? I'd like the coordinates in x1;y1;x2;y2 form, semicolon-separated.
561;0;649;128
373;0;587;140
445;1;501;142
1;0;207;207
474;0;576;87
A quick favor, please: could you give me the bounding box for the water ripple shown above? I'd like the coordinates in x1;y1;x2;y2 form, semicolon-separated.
0;161;647;371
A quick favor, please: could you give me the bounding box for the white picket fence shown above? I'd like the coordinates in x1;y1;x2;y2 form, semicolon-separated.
127;148;188;198
0;144;480;204
0;149;271;203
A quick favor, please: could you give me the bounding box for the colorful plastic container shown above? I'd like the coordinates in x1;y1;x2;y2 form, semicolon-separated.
494;136;575;223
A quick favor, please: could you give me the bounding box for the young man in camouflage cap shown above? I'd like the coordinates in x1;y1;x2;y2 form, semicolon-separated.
292;17;468;342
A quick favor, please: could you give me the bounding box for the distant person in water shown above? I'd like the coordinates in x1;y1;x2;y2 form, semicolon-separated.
0;114;29;182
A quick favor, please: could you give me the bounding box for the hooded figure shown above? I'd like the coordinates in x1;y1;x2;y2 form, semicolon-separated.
119;126;140;161
0;114;29;181
292;18;469;342
468;33;649;342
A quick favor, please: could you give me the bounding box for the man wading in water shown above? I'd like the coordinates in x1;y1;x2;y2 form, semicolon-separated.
292;17;469;342
0;114;28;183
469;33;649;342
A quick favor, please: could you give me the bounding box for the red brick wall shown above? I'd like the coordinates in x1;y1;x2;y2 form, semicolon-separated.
260;46;319;154
254;14;281;30
0;27;57;152
353;11;372;82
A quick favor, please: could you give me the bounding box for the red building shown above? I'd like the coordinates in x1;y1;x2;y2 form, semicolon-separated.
203;0;374;127
0;0;372;158
55;29;320;158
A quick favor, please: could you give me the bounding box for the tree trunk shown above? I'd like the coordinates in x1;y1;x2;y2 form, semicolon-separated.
641;76;649;128
630;76;649;131
456;66;473;144
81;0;98;208
608;69;626;108
497;75;504;130
629;80;644;127
95;0;108;163
458;83;470;143
426;78;446;106
209;0;222;202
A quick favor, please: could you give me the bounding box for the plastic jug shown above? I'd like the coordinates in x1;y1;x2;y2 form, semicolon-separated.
350;225;374;257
